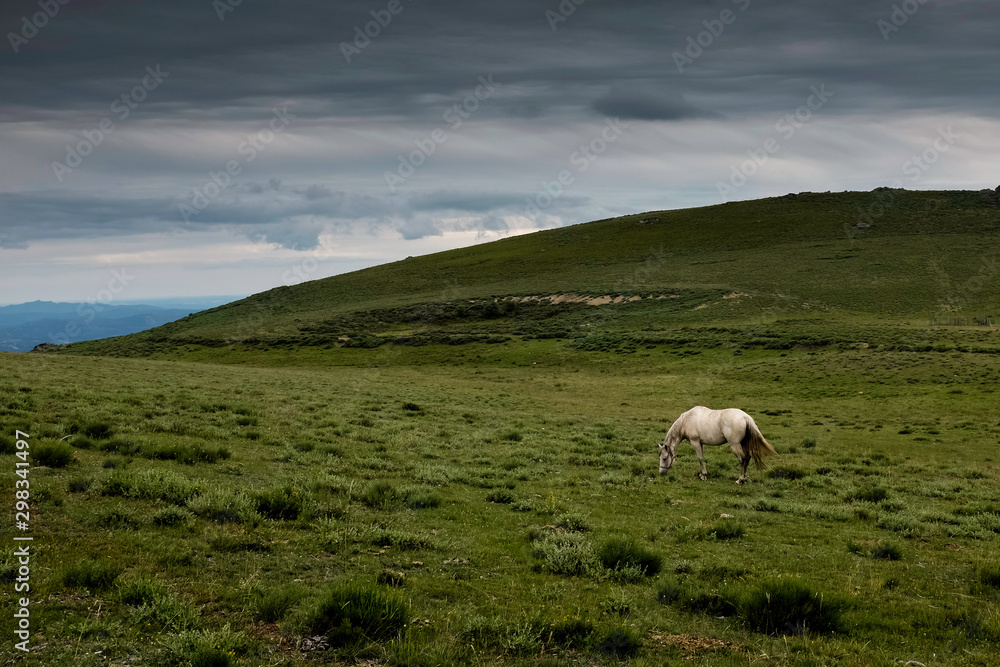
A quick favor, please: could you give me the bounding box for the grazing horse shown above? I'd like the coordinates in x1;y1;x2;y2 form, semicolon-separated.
658;406;777;484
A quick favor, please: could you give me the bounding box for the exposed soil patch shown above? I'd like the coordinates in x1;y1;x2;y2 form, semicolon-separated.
647;631;741;656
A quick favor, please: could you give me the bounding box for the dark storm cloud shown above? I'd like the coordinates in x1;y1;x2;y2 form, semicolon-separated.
2;0;998;124
1;0;998;255
591;87;721;121
0;186;592;249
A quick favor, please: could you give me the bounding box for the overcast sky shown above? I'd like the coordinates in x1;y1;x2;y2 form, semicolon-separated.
1;0;997;304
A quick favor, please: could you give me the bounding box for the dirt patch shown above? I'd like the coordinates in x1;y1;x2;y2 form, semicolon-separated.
647;631;741;656
519;294;647;306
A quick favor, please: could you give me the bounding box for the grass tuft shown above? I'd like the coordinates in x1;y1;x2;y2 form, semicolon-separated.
252;485;311;520
252;583;308;623
61;560;123;591
596;537;662;576
594;626;642;657
33;441;75;467
737;579;847;636
291;580;409;647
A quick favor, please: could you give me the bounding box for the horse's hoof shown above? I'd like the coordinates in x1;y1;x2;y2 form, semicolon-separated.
698;474;708;481
735;479;746;485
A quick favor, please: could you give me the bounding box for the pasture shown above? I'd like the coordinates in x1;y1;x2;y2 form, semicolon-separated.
2;339;1000;666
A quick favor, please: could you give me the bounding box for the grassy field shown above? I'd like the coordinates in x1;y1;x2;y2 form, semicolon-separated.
4;189;1000;665
3;338;1000;666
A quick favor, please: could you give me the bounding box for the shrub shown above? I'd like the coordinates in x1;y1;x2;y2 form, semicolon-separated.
103;469;202;505
81;422;114;439
530;531;600;577
252;583;308;622
555;513;591;532
847;486;889;503
978;564;1000;589
33;441;74;468
547;615;594;648
678;590;738;616
402;402;423;412
117;576;167;606
152;506;196;528
594;626;642;658
405;487;441;510
71;435;95;449
458;615;508;651
486;489;515;504
97;504;141;530
61;560;123;590
704;519;745;541
656;578;685;605
292;581;409;646
144;443;231;465
596;538;662;576
848;540;902;560
872;542;903;561
253;485;310;520
67;476;94;494
188;490;260;525
801;437;818;449
737;579;846;636
361;481;406;510
160;625;251;667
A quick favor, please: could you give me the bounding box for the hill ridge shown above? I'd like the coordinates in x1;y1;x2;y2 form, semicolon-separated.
58;188;1000;358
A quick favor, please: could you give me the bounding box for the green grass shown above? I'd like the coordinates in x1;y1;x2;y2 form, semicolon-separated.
4;339;1000;664
4;189;1000;664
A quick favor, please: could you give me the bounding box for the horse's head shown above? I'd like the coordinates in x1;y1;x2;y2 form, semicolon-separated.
658;442;675;475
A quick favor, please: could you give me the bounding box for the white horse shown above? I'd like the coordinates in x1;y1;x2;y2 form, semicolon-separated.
658;406;777;484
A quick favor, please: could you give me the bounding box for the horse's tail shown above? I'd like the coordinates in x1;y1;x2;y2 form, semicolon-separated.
743;417;777;469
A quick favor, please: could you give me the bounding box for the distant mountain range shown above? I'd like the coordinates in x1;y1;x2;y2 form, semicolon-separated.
0;298;242;352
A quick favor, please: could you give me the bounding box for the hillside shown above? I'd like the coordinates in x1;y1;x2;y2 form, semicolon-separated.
60;188;1000;358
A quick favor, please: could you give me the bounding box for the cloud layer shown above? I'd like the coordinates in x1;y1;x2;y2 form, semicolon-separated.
1;0;998;299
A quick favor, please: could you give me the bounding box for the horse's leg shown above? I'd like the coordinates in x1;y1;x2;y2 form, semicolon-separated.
691;439;708;480
729;441;750;484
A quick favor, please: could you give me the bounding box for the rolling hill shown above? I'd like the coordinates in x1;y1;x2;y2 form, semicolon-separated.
59;188;1000;359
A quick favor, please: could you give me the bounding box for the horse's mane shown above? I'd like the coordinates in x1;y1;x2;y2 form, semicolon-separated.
664;410;687;444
